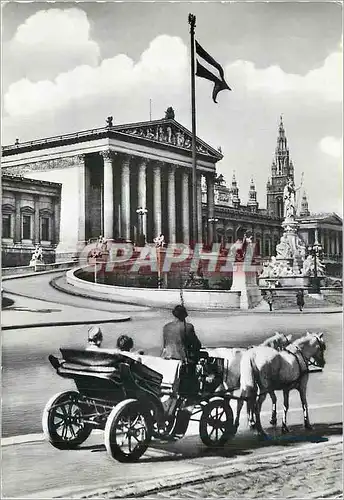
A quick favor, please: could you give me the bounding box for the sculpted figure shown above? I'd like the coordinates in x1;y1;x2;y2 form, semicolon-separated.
166;126;172;143
283;179;296;219
276;234;293;259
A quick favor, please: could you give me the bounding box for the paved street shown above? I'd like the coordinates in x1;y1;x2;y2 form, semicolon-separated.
1;272;342;499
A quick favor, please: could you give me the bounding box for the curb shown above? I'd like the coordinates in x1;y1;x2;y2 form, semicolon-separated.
2;268;71;281
61;437;343;499
1;315;131;331
51;277;342;315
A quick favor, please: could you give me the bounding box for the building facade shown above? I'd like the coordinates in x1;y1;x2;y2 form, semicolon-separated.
2;112;342;272
2;174;61;266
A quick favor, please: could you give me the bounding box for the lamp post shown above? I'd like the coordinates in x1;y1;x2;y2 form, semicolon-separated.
136;207;148;247
207;217;219;245
308;239;323;293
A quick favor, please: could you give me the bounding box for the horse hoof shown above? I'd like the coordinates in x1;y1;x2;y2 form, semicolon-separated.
281;425;290;434
304;423;313;431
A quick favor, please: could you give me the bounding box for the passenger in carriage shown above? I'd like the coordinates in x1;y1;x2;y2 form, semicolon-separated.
86;326;103;349
116;335;134;352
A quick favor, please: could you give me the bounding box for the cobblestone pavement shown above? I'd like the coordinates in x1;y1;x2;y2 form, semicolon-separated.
142;441;342;500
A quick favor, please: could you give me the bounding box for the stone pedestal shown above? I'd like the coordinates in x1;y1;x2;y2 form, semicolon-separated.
231;262;261;309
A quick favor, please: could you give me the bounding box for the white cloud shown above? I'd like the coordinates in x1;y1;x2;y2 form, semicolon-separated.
319;136;343;158
5;8;100;82
4;35;188;117
226;49;342;102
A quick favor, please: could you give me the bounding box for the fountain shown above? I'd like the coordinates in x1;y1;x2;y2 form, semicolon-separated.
259;178;325;289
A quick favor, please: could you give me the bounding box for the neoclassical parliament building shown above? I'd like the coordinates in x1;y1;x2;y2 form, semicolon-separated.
2;110;342;273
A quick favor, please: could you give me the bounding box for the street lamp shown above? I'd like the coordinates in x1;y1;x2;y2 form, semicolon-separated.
136;207;148;246
307;239;323;293
207;217;219;245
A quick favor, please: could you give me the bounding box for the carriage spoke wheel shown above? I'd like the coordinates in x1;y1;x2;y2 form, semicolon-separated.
42;391;92;449
199;398;235;447
104;399;152;463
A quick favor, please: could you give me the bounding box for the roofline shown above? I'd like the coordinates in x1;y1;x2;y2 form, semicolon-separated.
2;173;62;188
2;119;223;161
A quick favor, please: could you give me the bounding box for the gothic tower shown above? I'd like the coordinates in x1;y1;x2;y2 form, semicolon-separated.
231;172;240;208
266;116;295;218
247;177;259;212
299;191;310;216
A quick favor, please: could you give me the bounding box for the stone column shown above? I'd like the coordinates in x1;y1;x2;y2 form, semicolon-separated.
181;169;190;244
138;159;147;237
315;228;319;243
121;156;131;240
14;194;21;243
206;173;215;244
335;231;340;255
197;173;203;243
53;197;61;245
101;151;114;240
320;228;325;250
153;163;162;238
34;195;40;244
168;165;176;244
76;155;86;244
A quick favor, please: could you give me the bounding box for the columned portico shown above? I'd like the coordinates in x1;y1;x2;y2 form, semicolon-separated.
206;173;215;244
168;165;176;244
181;170;190;244
197;173;203;243
101;151;114;240
138;159;148;237
153;163;162;238
121;156;131;240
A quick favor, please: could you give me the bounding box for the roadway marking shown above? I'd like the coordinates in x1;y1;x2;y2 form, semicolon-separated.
2;402;341;447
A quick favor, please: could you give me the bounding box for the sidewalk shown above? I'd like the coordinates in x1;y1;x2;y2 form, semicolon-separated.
52;275;342;315
2;293;131;330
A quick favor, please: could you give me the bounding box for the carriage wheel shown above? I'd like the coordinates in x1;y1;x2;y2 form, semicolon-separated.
42;391;92;449
199;398;235;447
104;399;152;463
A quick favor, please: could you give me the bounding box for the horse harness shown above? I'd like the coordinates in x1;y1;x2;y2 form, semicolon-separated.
284;344;309;384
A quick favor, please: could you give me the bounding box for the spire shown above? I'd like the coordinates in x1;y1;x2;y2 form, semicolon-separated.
299;190;310;216
231;171;240;208
247;177;259;212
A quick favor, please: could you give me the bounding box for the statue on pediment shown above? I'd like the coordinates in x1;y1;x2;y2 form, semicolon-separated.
146;127;155;139
176;131;185;147
166;125;173;143
106;116;113;127
165;107;175;120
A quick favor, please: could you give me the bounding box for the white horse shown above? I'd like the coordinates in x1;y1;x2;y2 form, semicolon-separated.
235;332;326;436
206;332;292;426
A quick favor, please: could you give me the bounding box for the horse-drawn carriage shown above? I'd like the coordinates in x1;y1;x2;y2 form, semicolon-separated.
43;331;326;462
42;347;237;462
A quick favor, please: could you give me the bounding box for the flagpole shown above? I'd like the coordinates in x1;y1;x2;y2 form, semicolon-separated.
188;13;198;245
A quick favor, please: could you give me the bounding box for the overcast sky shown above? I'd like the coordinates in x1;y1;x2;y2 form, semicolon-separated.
2;2;342;215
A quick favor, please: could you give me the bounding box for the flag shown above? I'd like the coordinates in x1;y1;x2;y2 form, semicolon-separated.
195;41;231;103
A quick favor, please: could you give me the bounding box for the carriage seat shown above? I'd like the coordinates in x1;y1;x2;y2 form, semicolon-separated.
137;355;181;395
59;348;181;394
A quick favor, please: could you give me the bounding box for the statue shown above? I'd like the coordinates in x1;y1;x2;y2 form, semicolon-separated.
106;116;113;127
166;126;173;143
165;107;175;120
276;234;293;259
154;234;165;248
30;244;44;266
296;236;306;260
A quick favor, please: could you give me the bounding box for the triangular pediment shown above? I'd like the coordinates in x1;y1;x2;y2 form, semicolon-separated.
113;119;223;161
